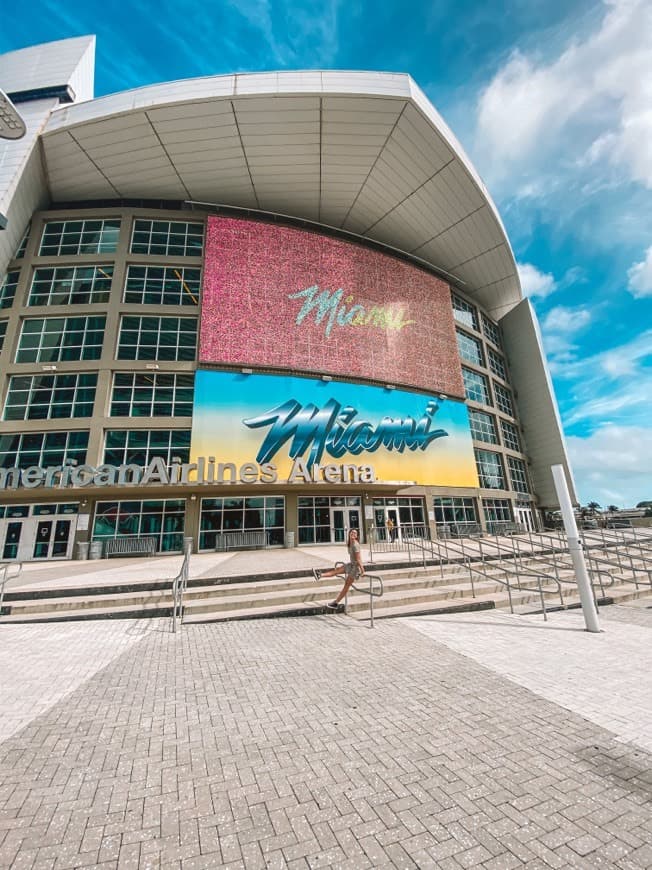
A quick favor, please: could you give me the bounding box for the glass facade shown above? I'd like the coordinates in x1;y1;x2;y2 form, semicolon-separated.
39;219;120;256
475;448;506;490
0;270;19;308
29;265;113;306
93;499;186;552
456;330;484;366
452;294;479;330
494;383;514;416
298;495;362;544
433;497;478;535
507;456;530;494
481;314;501;348
501;420;521;452
487;348;507;381
0;431;89;468
130;219;204;256
463;367;491;405
468;409;498;444
123;265;201;306
110;372;194;418
117;316;197;361
4;373;97;420
16;316;106;363
199;496;285;549
103;429;191;467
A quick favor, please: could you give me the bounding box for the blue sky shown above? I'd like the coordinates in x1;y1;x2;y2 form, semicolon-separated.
2;0;651;507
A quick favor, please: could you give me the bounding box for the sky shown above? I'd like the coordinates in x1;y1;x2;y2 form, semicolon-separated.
2;0;651;508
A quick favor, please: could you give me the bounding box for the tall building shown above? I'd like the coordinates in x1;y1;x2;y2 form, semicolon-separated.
0;36;575;561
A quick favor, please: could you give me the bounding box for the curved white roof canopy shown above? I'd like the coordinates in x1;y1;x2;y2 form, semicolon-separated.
42;71;521;317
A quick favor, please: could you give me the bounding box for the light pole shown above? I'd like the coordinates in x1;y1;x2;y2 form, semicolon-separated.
0;89;26;140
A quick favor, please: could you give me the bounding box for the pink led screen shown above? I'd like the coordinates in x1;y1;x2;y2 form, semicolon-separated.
200;216;465;397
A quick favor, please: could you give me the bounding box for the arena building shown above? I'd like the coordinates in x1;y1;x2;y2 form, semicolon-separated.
0;35;575;561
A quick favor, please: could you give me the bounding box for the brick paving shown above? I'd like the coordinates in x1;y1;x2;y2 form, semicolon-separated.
1;611;651;868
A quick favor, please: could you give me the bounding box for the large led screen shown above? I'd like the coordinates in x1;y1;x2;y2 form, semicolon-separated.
190;370;479;487
201;217;465;397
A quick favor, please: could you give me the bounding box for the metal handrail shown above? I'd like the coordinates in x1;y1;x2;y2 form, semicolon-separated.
413;533;570;619
0;562;23;618
350;573;384;628
367;524;430;563
171;547;191;633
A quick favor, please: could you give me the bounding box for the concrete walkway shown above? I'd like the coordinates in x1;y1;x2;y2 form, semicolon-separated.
1;601;651;868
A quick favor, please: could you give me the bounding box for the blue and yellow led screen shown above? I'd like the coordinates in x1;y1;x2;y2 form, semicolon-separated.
190;370;479;487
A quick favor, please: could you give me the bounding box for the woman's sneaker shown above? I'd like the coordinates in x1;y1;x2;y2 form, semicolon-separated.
325;600;340;610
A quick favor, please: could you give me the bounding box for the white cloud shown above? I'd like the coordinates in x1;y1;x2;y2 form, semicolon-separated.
517;262;556;298
566;424;652;506
627;245;652;297
542;306;591;333
476;0;652;191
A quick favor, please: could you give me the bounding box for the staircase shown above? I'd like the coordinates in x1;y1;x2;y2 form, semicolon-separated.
1;548;650;625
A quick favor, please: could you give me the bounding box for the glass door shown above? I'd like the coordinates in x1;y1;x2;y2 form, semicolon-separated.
3;522;22;560
330;507;361;543
33;520;53;559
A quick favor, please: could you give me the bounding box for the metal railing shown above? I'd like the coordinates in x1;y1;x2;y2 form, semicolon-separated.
367;524;431;563
0;561;23;618
171;547;191;633
341;561;384;628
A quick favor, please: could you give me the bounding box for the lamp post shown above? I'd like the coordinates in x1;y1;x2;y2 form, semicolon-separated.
0;89;26;140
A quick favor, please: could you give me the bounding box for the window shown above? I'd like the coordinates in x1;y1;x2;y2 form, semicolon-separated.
488;349;507;381
0;431;89;468
475;449;506;489
456;330;484;366
16;316;106;363
110;372;194;417
433;497;478;534
103;429;191;467
501;420;521;452
29;265;113;306
130;219;204;256
507;456;530;494
93;499;185;553
39;219;120;256
483;498;512;523
123;265;201;306
14;225;30;259
0;321;7;353
0;270;19;309
469;409;498;444
494;383;514;416
200;496;285;549
117;316;197;361
482;314;502;348
462;367;492;405
4;373;97;421
452;294;479;330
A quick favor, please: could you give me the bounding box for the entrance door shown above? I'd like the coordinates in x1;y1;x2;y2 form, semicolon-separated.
31;519;73;559
374;506;399;542
515;506;535;532
330;507;361;543
3;522;22;560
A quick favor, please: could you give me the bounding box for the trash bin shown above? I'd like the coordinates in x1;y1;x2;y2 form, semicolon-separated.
76;541;89;560
88;540;103;560
284;531;295;548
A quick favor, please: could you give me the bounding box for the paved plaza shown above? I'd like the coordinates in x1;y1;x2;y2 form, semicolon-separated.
1;602;652;868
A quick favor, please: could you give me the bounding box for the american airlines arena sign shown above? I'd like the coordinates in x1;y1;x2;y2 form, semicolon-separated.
0;456;376;490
